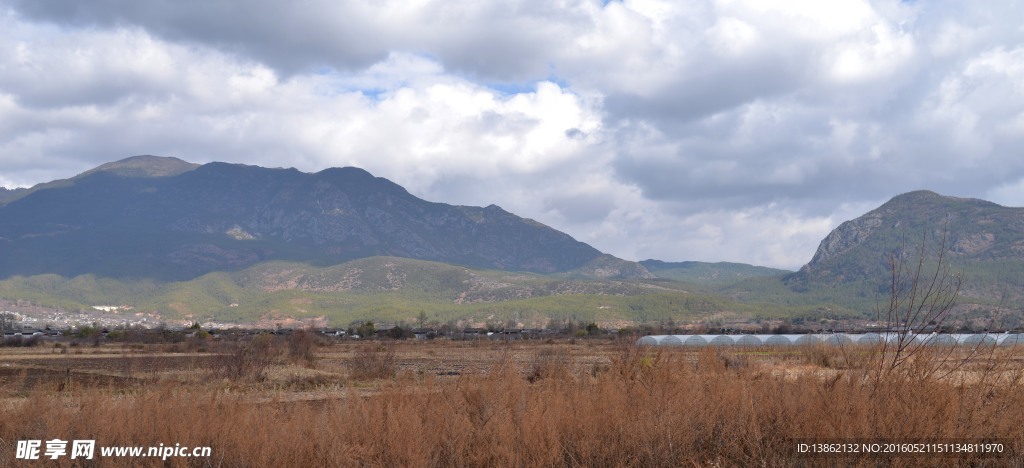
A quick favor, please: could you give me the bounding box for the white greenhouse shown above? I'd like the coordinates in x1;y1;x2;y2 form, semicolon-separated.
637;333;1019;347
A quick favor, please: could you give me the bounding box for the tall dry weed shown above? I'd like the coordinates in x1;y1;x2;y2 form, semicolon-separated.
1;342;1022;466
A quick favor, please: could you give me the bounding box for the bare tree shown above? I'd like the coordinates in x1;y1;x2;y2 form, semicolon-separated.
876;225;963;373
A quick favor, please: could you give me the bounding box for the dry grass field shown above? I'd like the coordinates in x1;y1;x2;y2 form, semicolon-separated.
1;334;1023;466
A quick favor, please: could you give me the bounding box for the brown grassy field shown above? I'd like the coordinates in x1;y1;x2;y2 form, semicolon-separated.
1;335;1023;466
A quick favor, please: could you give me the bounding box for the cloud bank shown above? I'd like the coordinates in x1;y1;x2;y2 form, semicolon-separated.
2;0;1023;269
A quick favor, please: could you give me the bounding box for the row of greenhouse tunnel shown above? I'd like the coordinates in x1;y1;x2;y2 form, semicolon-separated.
636;333;1024;347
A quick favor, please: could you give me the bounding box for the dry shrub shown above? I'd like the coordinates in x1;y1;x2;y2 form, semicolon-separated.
213;334;281;381
348;344;396;380
287;330;319;367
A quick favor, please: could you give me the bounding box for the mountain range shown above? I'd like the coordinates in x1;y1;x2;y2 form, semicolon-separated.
0;156;648;282
3;156;1024;326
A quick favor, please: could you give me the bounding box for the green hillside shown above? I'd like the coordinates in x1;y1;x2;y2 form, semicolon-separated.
0;256;846;327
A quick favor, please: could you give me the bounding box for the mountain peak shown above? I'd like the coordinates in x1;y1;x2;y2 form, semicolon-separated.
887;189;941;202
316;166;374;178
314;166;409;196
882;190;999;210
0;155;201;206
83;155;200;179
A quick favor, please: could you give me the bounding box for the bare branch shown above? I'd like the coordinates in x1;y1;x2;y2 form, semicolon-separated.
878;222;962;374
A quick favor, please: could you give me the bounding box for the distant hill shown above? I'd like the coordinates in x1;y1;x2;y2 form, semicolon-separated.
640;260;790;287
0;256;794;326
0;156;652;281
784;190;1024;312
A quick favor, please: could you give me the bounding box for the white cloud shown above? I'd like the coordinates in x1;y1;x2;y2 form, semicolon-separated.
717;0;877;39
930;21;985;58
827;23;915;84
0;20;607;222
3;0;1024;270
987;179;1024;208
708;17;759;56
576;195;843;269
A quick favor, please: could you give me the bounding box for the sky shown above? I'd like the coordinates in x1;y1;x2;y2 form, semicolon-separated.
1;0;1023;270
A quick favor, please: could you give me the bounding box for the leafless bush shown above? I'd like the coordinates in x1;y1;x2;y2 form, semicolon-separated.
287;330;318;367
213;334;281;381
348;344;396;380
877;226;962;375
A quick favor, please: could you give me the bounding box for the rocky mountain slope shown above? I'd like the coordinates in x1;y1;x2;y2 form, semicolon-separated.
785;190;1024;309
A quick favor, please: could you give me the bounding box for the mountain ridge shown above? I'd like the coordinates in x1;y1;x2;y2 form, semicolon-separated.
640;260;790;286
0;155;652;281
